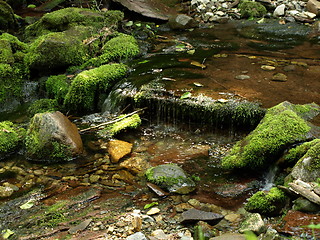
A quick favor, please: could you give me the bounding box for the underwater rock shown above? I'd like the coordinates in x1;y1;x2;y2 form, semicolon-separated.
120;156;151;174
239;213;266;235
145;164;196;194
107;139;132;163
25;111;83;162
168;14;197;30
222;101;320;170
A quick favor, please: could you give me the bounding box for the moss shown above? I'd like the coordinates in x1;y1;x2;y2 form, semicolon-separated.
83;33;140;67
0;1;17;30
0;121;25;156
284;139;320;164
64;63;128;114
25;28;91;72
145;166;181;186
25;113;72;161
35;201;68;228
24;7;123;39
239;0;267;19
45;74;70;104
222;102;314;170
98;114;141;138
27;99;59;117
244;187;287;216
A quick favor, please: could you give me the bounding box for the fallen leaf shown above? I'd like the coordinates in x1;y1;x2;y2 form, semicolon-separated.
2;229;14;239
180;92;192;99
20;199;35;209
187;49;195;55
190;61;206;69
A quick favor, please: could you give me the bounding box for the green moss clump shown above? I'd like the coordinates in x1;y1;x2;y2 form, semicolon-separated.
24;7;123;39
25;29;90;72
284;139;320;164
0;121;26;156
27;99;59;117
64;63;128;114
245;187;287;216
239;0;267;19
98;114;141;138
0;0;17;30
83;33;140;67
222;102;315;170
45;74;70;104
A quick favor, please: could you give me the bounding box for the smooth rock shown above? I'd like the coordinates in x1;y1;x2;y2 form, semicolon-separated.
147;207;160;215
273;4;286;17
235;74;250;80
126;232;147;240
0;186;14;198
272;73;287;82
261;65;275;71
120;156;151;174
107;140;132;163
307;0;320;16
169;14;197;30
181;208;224;224
239;213;266;235
292;197;320;212
68;218;92;234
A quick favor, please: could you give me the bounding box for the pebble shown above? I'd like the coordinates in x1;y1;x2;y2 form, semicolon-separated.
272;73;288;82
235;75;250;80
261;65;276;71
147;207;161;215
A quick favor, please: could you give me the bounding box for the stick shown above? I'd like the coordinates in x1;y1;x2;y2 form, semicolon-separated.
79;108;147;133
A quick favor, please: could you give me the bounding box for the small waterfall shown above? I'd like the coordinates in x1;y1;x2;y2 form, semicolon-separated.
101;80;137;116
261;164;279;191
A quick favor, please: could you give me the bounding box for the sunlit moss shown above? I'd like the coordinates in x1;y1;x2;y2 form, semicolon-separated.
27;99;59;117
222;102;316;170
45;74;70;104
0;121;25;156
239;0;267;19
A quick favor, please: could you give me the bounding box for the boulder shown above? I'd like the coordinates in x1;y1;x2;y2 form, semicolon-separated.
145;164;196;194
168;14;197;30
107;140;133;163
307;0;320;16
222;101;320;170
292;197;320;212
239;213;267;235
0;1;16;31
25;111;83;162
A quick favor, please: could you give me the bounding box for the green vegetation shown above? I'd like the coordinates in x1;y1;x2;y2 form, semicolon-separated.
98;114;142;138
83;33;140;67
222;102;315;170
0;0;16;30
64;63;128;113
45;74;70;104
244;187;287;216
284;139;320;164
0;121;25;156
239;0;267;19
27;99;59;117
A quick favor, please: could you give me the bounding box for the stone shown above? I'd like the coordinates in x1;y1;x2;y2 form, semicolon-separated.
258;228;280;240
107;140;132;163
120;156;151;174
145;164;196;194
239;213;266;235
292;197;320;212
151;229;168;239
307;0;320;16
169;14;197;30
272;73;287;82
181;208;224;224
283;65;296;72
261;65;275;71
224;213;241;223
126;232;147;240
273;4;286;17
235;74;250;80
0;186;14;198
89;174;101;183
288;182;320;205
210;233;246;240
68;218;92;234
0;1;17;30
25;111;83;162
146;207;160;215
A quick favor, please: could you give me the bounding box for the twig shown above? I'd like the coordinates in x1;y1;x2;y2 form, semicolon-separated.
80;108;147;133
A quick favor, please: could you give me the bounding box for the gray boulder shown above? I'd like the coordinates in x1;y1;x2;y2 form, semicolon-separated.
25;111;83;162
145;164;196;194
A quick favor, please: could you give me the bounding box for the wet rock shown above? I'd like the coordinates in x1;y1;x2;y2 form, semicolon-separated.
0;1;17;30
273;4;286;17
272;73;287;82
181;208;224;224
112;170;134;183
239;213;266;235
261;65;275;71
210;233;246;240
258;228;280;240
169;14;197;30
151;229;168;239
292;197;320;212
107;140;133;163
194;221;217;239
0;185;14;198
120;156;151;174
126;231;148;240
235;74;250;80
89;174;101;183
25;111;83;162
283;65;296;72
146;207;160;215
307;0;320;16
68;218;92;234
145;164;196;194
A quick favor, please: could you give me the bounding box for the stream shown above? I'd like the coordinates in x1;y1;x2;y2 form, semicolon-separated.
1;18;320;239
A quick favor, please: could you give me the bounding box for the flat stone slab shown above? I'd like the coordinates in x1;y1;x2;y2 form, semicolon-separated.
181;208;224;224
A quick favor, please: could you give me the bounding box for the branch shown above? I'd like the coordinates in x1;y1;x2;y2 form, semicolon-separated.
79;108;147;133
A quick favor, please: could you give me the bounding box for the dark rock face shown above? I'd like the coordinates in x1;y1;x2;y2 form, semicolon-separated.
25;111;83;162
0;1;17;31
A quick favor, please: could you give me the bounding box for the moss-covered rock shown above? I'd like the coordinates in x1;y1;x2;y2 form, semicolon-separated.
83;33;140;67
27;99;59;117
0;0;17;31
25;111;83;162
244;187;287;216
145;164;196;194
24;7;124;39
64;63;128;114
0;33;29;107
25;28;91;72
98;114;142;138
0;121;25;158
239;0;267;19
289;139;320;182
222;101;320;170
45;74;70;104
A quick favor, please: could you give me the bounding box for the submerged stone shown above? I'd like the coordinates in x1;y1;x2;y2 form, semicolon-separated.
107;140;132;163
25;111;83;162
145;164;196;194
222;101;320;170
181;208;224;224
